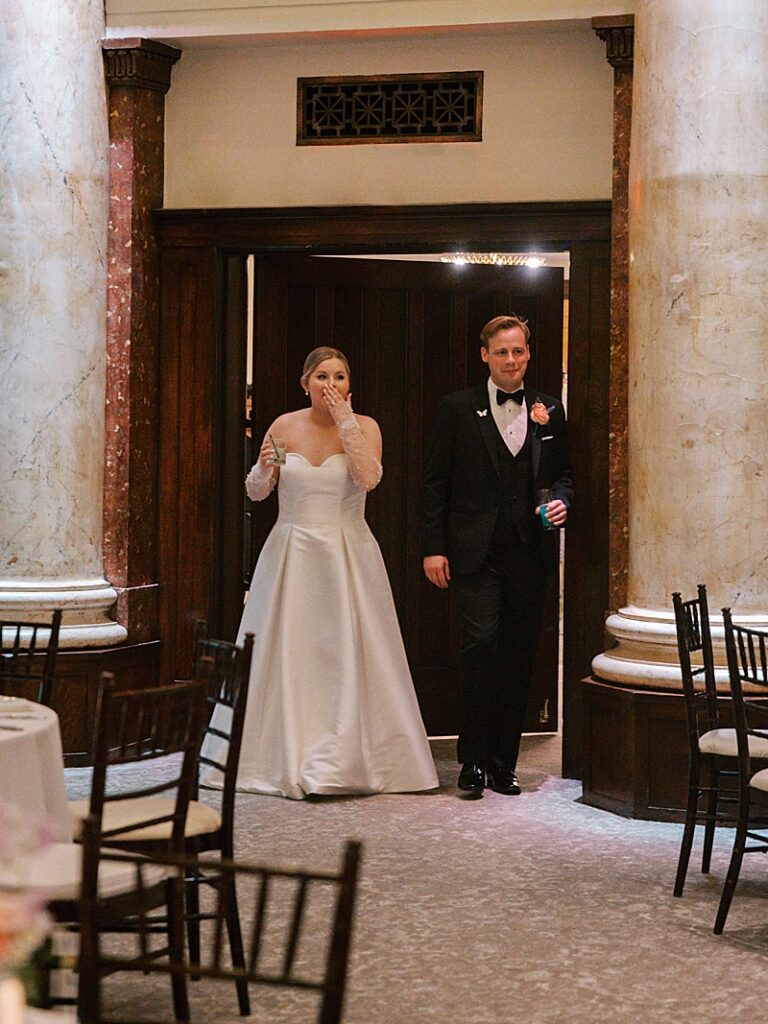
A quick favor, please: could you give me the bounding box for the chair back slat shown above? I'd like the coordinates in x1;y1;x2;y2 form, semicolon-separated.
283;877;309;978
249;874;270;974
0;609;62;705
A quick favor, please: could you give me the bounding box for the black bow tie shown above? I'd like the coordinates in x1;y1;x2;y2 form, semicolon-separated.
496;388;525;406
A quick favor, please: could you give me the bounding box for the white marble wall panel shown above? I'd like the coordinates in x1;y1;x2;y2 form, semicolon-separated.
0;0;125;645
594;0;768;684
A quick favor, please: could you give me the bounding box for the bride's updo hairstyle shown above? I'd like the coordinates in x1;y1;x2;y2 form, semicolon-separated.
301;347;351;389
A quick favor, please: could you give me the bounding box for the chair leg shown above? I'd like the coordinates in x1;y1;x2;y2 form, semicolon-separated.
714;813;748;935
319;990;344;1024
77;945;101;1024
77;976;101;1024
185;870;202;978
701;763;719;875
167;877;191;1022
673;766;701;897
222;872;251;1016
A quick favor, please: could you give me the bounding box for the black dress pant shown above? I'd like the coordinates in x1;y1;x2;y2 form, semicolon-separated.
452;537;545;770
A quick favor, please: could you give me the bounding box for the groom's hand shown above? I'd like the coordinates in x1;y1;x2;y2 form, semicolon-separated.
423;555;451;589
542;499;568;527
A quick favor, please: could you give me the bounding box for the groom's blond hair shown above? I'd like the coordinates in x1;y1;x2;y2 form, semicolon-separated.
479;315;530;348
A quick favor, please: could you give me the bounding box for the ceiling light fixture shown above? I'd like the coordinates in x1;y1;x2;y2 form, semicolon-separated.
440;253;548;268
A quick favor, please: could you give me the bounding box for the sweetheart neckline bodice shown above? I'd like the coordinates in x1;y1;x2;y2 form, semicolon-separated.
285;451;346;469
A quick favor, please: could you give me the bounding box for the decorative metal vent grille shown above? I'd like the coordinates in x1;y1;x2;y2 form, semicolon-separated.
297;71;483;145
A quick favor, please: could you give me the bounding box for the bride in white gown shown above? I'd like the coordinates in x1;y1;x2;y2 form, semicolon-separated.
204;347;438;800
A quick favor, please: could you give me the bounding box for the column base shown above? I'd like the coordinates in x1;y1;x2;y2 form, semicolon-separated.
581;675;690;821
592;605;768;690
0;578;127;647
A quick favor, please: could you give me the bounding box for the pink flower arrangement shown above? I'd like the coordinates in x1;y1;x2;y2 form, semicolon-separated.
0;802;53;973
0;892;51;972
0;803;55;871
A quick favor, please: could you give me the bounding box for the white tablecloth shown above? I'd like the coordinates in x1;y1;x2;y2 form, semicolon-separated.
26;1011;76;1022
0;699;71;842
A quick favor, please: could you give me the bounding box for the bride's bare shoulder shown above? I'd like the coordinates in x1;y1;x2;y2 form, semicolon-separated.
354;412;380;433
270;410;304;430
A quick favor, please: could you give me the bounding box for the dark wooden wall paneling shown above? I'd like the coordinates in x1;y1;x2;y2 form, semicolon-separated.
562;240;612;776
156;202;611;775
215;256;249;643
158;246;218;681
156;202;611;251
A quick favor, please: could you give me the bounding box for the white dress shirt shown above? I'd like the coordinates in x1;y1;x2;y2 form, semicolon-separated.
488;377;528;456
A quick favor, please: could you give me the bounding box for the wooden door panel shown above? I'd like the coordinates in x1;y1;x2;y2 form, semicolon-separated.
245;255;564;736
157;247;218;681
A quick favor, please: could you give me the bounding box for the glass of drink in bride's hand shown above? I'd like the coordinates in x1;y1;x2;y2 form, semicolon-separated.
536;488;556;531
269;434;287;466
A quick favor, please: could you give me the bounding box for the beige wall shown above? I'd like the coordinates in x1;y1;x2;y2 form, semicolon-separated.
164;23;613;208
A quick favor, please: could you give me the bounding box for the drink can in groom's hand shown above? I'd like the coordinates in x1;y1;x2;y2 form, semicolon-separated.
537;489;556;531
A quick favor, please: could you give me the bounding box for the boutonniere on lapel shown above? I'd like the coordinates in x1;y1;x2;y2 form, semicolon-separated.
530;399;555;436
476;409;488;417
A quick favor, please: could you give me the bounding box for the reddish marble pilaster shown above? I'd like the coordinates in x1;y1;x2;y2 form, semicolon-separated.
592;16;634;614
102;39;181;642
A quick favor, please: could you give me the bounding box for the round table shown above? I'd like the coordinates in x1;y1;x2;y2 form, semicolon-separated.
0;699;71;842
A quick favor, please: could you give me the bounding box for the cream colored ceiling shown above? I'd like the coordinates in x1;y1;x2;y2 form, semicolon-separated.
105;0;635;46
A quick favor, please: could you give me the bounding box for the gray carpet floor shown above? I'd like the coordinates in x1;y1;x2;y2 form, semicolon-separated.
65;736;768;1023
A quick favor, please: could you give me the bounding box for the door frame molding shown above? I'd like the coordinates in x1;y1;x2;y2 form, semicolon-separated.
156;200;612;777
156;200;610;251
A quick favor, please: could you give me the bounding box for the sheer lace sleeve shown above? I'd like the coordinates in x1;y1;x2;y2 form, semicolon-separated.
245;460;278;501
337;416;383;492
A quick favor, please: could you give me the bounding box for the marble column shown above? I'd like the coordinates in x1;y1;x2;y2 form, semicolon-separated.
0;1;124;645
593;0;768;687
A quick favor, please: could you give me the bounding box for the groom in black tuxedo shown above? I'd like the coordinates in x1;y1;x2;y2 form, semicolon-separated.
421;315;573;797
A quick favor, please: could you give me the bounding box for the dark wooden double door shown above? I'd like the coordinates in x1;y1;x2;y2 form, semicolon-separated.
231;255;565;736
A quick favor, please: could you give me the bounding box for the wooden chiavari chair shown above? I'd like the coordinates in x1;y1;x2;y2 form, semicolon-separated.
77;822;362;1024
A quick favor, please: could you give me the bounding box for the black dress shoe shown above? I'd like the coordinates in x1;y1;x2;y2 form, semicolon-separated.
486;766;521;795
457;762;485;797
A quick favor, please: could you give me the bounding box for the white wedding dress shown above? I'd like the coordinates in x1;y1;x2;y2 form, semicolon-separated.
203;452;438;800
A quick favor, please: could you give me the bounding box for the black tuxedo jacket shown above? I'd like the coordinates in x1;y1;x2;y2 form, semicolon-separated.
420;381;574;576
